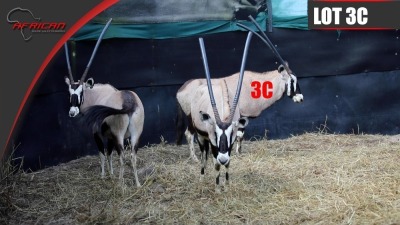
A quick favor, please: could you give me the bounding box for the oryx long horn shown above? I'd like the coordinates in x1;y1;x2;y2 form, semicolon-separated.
80;18;113;84
237;16;292;75
199;37;221;124
64;42;74;82
229;31;253;122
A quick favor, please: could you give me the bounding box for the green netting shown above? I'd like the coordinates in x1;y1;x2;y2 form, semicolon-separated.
72;13;268;40
272;0;308;29
71;0;308;40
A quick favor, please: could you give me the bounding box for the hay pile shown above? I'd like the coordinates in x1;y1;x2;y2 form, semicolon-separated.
1;133;399;224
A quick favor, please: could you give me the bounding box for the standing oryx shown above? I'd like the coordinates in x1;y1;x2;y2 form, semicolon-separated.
64;19;144;187
176;65;303;159
176;32;252;192
176;18;304;160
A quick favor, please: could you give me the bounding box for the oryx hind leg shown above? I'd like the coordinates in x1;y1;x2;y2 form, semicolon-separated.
127;124;141;187
106;115;130;183
186;116;199;162
127;103;144;187
106;139;114;177
111;136;125;181
236;128;245;155
94;133;107;178
129;139;140;187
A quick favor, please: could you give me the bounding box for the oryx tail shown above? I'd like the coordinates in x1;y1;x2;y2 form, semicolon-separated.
83;90;137;132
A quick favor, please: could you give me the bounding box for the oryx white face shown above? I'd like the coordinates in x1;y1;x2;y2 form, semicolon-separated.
287;74;304;103
214;123;235;165
200;111;249;166
65;77;84;117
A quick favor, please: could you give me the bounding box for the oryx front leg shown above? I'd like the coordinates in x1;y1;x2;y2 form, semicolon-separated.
224;164;230;192
198;136;209;181
213;158;222;194
185;129;198;162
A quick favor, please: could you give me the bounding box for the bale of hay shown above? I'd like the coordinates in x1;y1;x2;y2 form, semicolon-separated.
1;133;399;224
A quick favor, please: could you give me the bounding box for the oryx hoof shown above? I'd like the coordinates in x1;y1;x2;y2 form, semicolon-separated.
215;186;222;194
223;185;229;192
191;155;200;162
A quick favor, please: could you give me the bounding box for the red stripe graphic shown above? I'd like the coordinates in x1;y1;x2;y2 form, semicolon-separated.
3;0;119;157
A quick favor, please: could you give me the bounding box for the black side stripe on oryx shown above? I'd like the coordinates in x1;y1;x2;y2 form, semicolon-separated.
195;127;209;138
83;91;137;133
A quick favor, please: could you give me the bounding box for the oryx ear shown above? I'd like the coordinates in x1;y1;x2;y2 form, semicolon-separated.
65;76;71;86
238;117;249;128
85;78;94;88
278;61;289;73
232;117;249;128
199;111;214;125
278;64;284;73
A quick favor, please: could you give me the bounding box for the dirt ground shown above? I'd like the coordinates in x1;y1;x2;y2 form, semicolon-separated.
1;132;399;224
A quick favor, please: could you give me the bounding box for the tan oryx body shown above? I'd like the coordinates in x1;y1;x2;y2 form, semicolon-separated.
189;81;248;193
176;64;303;160
65;78;144;187
176;34;252;192
63;19;144;187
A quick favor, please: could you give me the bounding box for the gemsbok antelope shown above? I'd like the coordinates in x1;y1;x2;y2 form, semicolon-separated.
64;19;144;187
176;32;252;192
176;19;304;160
177;65;303;155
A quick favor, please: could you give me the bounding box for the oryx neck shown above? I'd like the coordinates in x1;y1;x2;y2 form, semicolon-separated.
80;83;118;110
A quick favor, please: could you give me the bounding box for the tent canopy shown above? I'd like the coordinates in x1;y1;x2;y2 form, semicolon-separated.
72;0;308;40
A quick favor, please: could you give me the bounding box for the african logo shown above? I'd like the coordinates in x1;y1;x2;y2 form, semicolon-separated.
7;7;66;41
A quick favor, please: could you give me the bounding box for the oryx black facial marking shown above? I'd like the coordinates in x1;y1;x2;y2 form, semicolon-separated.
213;122;234;165
286;73;303;103
65;80;84;117
69;83;83;102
